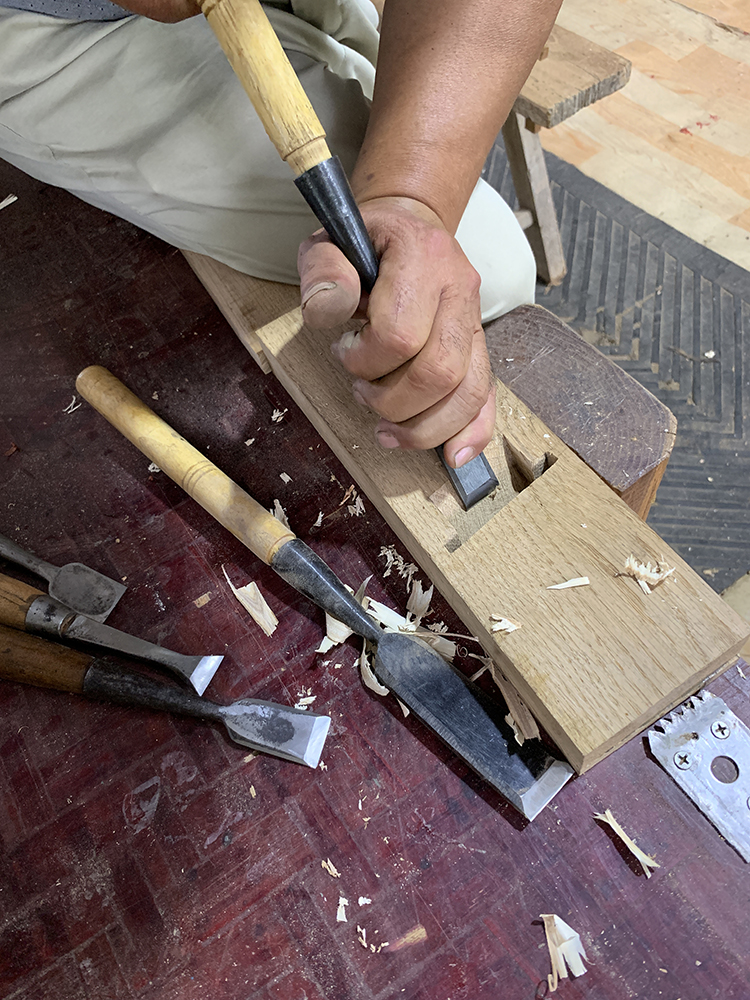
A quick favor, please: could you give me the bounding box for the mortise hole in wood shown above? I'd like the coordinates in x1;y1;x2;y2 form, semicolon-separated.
433;434;554;552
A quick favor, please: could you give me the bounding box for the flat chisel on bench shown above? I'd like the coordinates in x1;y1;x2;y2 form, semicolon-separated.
0;572;223;696
76;365;573;820
0;626;330;768
196;0;498;509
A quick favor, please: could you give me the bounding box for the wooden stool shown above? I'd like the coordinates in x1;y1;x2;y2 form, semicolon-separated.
506;25;631;285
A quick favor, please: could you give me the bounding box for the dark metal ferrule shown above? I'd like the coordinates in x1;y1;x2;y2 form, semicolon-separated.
83;662;222;722
295;156;379;293
271;538;382;645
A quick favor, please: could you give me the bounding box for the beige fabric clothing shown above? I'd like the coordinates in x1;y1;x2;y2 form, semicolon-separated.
0;3;536;319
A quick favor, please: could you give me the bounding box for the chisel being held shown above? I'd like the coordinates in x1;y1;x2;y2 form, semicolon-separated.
0;572;222;696
0;626;330;768
196;0;498;509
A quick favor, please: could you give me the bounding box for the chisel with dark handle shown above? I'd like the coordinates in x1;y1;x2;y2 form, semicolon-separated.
196;0;498;509
75;365;573;820
0;572;222;696
0;625;330;768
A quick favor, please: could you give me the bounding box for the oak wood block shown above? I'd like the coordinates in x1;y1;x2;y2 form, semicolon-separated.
180;255;749;772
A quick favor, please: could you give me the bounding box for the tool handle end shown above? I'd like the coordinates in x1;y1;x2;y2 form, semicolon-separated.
0;624;91;693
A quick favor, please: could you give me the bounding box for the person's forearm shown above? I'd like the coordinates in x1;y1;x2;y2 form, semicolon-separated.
351;0;562;233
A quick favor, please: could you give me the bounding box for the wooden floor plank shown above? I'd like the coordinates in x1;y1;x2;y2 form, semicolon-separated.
544;0;750;270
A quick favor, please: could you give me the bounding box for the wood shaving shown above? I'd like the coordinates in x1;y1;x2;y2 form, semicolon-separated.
321;858;340;878
547;576;590;590
62;395;82;414
249;785;256;799
594;808;660;878
539;913;588;991
148;462;161;473
427;621;449;634
336;896;349;922
379;545;418;589
359;641;390;697
407;580;433;626
270;499;290;529
357;925;368;948
193;592;212;609
0;193;18;210
358;897;372;906
316;577;371;653
347;495;366;517
397;699;410;718
468;654;539;743
620;555;675;594
490;615;520;634
339;484;358;507
244;437;255;446
312;511;323;528
279;472;292;484
386;924;427;952
294;694;316;710
271;408;288;423
243;752;257;763
221;565;278;636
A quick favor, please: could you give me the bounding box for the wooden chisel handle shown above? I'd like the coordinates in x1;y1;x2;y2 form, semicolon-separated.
0;624;92;693
0;574;42;630
198;0;331;176
76;366;296;566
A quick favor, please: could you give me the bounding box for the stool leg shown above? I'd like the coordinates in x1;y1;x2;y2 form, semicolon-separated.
502;112;566;286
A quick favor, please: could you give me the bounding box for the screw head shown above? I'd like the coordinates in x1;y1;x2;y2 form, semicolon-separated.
711;720;730;740
674;751;693;769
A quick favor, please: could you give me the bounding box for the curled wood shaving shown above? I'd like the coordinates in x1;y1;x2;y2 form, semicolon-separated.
547;576;590;590
279;472;292;483
620;555;675;594
336;896;349;922
594;808;660;877
270;499;290;529
312;511;323;528
221;565;278;636
539;913;588;991
321;858;340;878
407;580;434;625
358;896;372;906
468;655;539;743
271;408;287;423
62;395;82;414
316;577;371;653
359;641;390;697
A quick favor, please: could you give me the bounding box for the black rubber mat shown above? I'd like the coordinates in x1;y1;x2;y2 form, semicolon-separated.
485;142;750;594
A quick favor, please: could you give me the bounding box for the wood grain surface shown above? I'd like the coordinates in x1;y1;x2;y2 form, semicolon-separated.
543;0;750;270
4;159;750;1000
187;259;748;772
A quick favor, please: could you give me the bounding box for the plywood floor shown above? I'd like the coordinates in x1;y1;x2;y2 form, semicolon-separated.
543;0;750;270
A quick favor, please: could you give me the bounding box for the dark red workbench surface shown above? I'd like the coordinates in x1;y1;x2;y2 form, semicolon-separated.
2;161;749;1000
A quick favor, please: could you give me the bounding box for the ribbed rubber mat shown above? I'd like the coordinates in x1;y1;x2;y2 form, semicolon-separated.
485;142;750;593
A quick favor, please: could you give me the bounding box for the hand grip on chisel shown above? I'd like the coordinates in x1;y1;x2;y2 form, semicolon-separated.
76;366;296;566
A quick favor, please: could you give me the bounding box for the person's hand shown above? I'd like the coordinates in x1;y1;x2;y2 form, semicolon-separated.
116;0;200;22
298;197;495;469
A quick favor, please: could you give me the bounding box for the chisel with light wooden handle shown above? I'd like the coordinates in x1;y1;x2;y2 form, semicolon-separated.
197;0;498;508
197;0;378;289
75;365;573;819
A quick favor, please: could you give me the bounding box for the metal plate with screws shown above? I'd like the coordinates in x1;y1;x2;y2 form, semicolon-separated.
648;691;750;862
